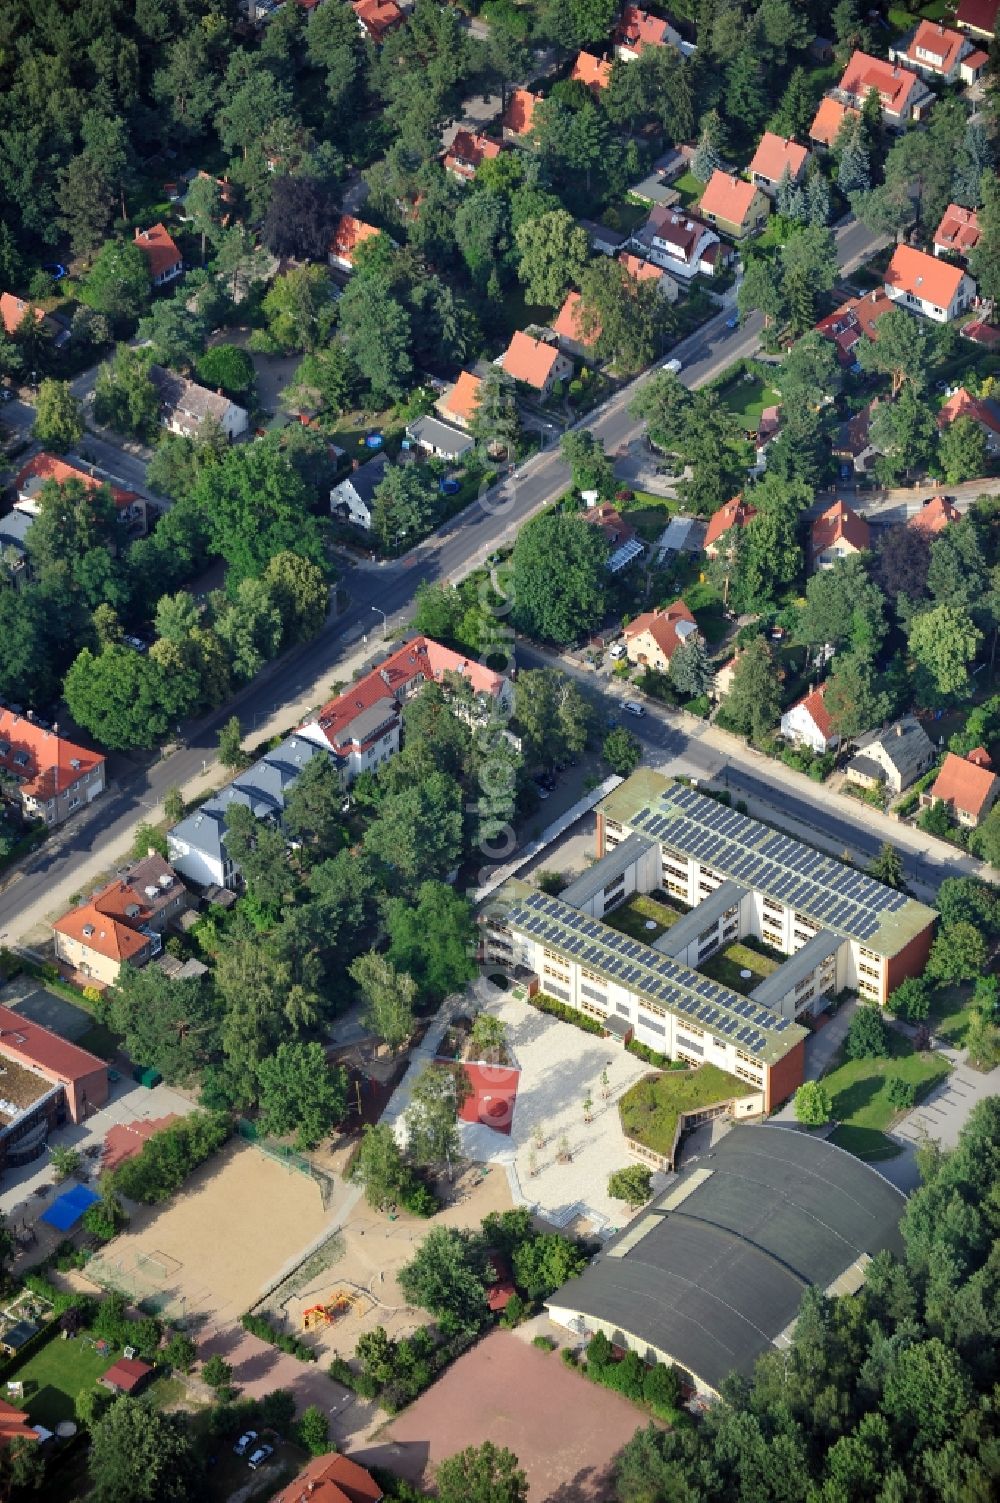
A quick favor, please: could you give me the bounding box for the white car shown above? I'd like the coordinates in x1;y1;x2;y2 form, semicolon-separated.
609;642;627;661
662;357;682;374
623;701;646;717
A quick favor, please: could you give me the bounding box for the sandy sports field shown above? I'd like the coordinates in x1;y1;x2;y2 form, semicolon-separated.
372;1329;646;1500
86;1141;330;1325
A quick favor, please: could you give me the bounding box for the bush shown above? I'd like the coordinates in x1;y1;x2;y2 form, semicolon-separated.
607;1165;653;1208
644;1360;683;1418
560;1347;579;1368
886;1076;917;1110
499;1293;529;1328
532;1335;556;1351
297;1405;330;1456
240;1312;317;1363
399;1179;438;1217
845;1004;888;1061
890;977;931;1024
529;992;604;1035
686;694;711;718
328;1356;357;1389
109;1111;231;1204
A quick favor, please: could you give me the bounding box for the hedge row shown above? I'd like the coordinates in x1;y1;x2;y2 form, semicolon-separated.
241;1312;316;1363
528;992;604;1035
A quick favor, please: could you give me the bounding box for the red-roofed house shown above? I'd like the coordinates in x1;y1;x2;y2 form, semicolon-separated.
500;330;572;395
926;750;999;828
571;51;612;90
274;1452;383;1503
437;370;483;429
808;97;859;150
748;133;810;195
0;1398;36;1451
0;1005;108;1125
552;292;601;362
890;19;984;83
134;224;182;286
956;0;1000;40
909;494;961;535
100;1357;154;1396
936;386;1000;455
623;600;699;671
633;206;724;280
614;5;683;60
580;502;637;555
884;244;975;323
502;89;541;141
834;398;882;474
0;292;46;338
618;253;678;299
933;204;981;262
443;130;502;182
781;684;839;754
810;499;871;571
0;709;105;827
53;853;187;987
704;496;757;557
815;289;895;367
698;171;769;240
835;51;933;124
328;214;382;272
15;452;147;535
298;635;513;784
351;0;404;42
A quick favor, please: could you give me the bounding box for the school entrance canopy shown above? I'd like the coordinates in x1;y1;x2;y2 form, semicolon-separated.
41;1183;100;1231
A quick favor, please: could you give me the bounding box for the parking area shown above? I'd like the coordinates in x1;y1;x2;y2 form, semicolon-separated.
458;985;659;1232
892;1054;1000;1152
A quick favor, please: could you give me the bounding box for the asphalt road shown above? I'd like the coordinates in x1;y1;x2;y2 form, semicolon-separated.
0;217;887;936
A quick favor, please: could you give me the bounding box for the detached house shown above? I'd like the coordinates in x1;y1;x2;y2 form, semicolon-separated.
0;292;69;350
909;493;961;535
834;398;881;475
884;244;975;323
704;496;757;558
350;0;404;42
571;51;612;90
937;386;1000;455
614;6;684;60
618;253;679;300
437;370;483;429
53;854;188;988
889;19;985;84
502;90;541;143
748;133;810;195
956;0;999;40
632;206;723;280
780;684;839;756
698;171;769;240
134;224;182;286
552;292;601;362
933;204;981;262
0;710;105;827
815;288;895;367
500;330;572;397
810;499;870;571
15;453;147;539
581;503;644;573
834;51;933;126
149;365;248;440
330;453;389;531
443;131;502;182
808;97;858;150
329;214;382;273
623;600;699;671
926;750;999;828
846;717;935;798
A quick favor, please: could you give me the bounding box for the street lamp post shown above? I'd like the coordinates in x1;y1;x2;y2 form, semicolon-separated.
371;606;387;640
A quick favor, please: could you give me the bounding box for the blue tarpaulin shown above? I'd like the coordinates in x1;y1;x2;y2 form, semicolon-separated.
41;1183;100;1231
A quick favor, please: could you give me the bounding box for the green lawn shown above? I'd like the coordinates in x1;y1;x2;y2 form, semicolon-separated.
619;491;682;543
604;893;684;943
716;372;781;431
927;982;978;1048
671;171;704;210
602;198;651;234
822;1032;951;1161
699;942;780;995
16;1334;113;1429
620;1064;756;1157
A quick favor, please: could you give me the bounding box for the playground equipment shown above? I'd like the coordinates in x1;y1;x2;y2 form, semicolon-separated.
302;1289;364;1330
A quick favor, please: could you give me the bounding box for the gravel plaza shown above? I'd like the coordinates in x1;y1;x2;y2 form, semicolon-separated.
458;983;662;1233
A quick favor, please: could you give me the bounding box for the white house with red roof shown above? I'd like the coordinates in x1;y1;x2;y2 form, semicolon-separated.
552;292;601;362
134;223;182;286
889;19;985;83
808;97;858;150
0;710;105;827
937;386;1000;455
437;370;483;429
500;330;573;395
780;684;839;755
834;50;933;125
698;171;769;240
502;89;541;142
570;51;612;90
956;0;999;39
933;204;981;262
748;133;810;195
618;253;678;299
350;0;404;42
623;600;699;672
884;244;976;323
328;214;383;272
298;636;513;785
613;6;683;60
810;500;871;571
443;131;502;182
631;206;723;280
704;496;757;558
926;750;999;828
909;494;961;535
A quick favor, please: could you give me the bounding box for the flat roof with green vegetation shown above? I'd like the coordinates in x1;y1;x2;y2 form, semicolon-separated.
699;943;781;996
17;1334;114;1429
604;893;684;944
619;1065;757;1157
824;1033;951;1162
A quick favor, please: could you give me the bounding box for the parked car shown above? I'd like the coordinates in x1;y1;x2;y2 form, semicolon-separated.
609;642;627;661
662;357;682;374
623;701;646;717
725;314;739;330
533;780;550;800
0;388;13;403
248;1446;273;1471
233;1432;257;1457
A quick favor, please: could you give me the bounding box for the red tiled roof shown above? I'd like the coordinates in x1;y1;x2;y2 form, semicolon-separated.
53;903;149;965
0;709;104;803
305;636;507;755
442;371;483;423
967;746;992;768
581;503;635;546
502;330;563;388
909;494;961;535
274;1452;383;1503
443;131;502;179
705;495;757;549
102;1115;180;1173
351;0;404;40
901;20;966;75
933;203;981;257
815;288;894;365
619;253;666;283
808;97;858;148
134;223;182;281
699;171;762;227
15;452;140;512
748;132;809;184
571;51;612;89
0;1398;36;1450
623;599;698;662
931;751;998;819
502;89;540;136
329;214;381;268
614;5;676;52
838;51;925;113
0;1004;106;1087
811;499;871;556
956;0;1000;34
552;291;600;347
791;683;834;741
937;387;1000;437
0;292;45;338
885;244;968;310
101;1357;153;1394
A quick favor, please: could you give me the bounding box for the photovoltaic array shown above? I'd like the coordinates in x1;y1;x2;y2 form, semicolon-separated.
509;889;795;1062
631;783;909;944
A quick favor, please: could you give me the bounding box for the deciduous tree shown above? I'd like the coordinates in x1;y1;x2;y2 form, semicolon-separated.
256;1042;348;1148
33;378;83;449
514;209;589;307
436;1443;528;1503
349;951;416;1052
510;512;607;644
794;1081;832;1127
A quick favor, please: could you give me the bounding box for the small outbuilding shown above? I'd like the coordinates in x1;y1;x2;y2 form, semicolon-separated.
100;1357;154;1396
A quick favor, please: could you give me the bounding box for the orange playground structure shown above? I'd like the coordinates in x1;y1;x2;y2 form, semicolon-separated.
302;1288;365;1329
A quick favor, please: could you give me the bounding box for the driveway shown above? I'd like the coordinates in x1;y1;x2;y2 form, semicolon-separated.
771;1000;857;1123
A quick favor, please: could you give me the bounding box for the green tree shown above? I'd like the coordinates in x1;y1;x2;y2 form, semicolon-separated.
404;1064;470;1179
138;298;207;371
608;1164;653;1207
107;968;221;1085
88;1397;202;1503
261;264;336;354
577;257;671;374
512;1232;586;1300
256;1042;348;1149
669;635;712;698
354;1123;410;1210
63;646;175;749
93;345;159;439
908;605;981;705
871;387;938;486
510;511;607;644
602;726;641;777
964;1006;1000;1069
201;1355;234;1394
82;238;152;324
972;803;1000;867
514;209;589;307
262;551;329;646
436;1442;528;1503
469;1012;508;1062
719;636;781;742
514;668;592;769
778;331;841;406
33;378;83;449
338;278;413;403
561;430;615;496
282;753;344;858
845;1003;888;1060
195;344;255;398
371;465;440;550
193;441;324;589
938;415;988;485
297;1405;329;1457
363;772;464;885
468;365;520;458
857;308;931;397
794;1080;833;1127
869;843;905;891
926;921;988;984
886;1075;916;1110
183;173;225;263
385;882;476;1006
824;652;890;740
163;1333;196;1374
349;951;416;1052
50;1145;82;1181
217;715;247;771
398;1225;487;1332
